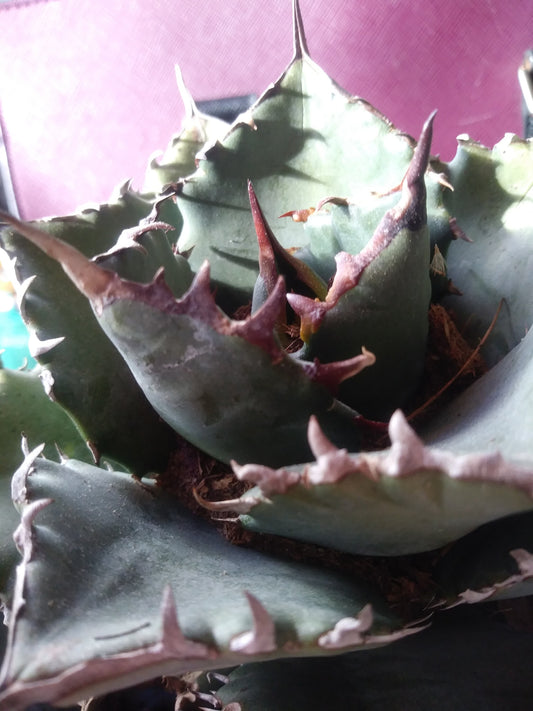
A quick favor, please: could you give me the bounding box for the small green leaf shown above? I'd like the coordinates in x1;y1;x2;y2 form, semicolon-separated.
0;367;91;594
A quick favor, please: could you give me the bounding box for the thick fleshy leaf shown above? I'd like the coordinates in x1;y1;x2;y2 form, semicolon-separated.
0;368;91;470
214;607;533;711
0;212;373;467
423;322;533;462
0;98;439;466
95;287;366;467
0;367;91;594
0;454;421;711
208;411;533;555
277;114;436;418
0;190;180;473
436;512;533;605
176;8;416;307
298;213;430;419
442;135;533;366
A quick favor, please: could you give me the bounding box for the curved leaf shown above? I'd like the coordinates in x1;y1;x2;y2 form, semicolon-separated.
0;212;369;467
210;411;533;555
423;322;533;462
436;512;533;605
176;23;415;306
216;608;533;711
0;367;91;595
443;135;533;365
0;191;180;473
0;453;421;710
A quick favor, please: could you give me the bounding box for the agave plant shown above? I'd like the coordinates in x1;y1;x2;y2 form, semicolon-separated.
1;2;533;709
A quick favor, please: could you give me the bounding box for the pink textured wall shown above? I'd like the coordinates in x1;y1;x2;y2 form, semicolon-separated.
0;0;530;219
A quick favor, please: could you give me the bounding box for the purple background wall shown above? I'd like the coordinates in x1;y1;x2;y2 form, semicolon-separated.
0;0;530;219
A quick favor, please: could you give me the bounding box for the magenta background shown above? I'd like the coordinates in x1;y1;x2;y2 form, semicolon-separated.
0;0;530;220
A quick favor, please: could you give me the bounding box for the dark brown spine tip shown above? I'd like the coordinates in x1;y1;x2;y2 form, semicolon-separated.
405;111;436;191
292;0;310;59
401;111;437;230
248;180;279;293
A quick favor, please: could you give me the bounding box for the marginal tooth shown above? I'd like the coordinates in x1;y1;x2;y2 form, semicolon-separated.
443;549;533;609
187;260;213;301
176;260;227;328
39;368;56;399
87;440;100;464
315;196;350;212
364;620;430;646
55;444;69;463
13;498;53;561
97;222;174;259
510;549;533;576
175;64;199;121
454;589;495;606
109;179;132;200
307;415;338;458
449;216;472;243
318;604;374;649
231;461;300;497
300;347;376;392
21;435;30;457
305;416;359;485
232;275;286;361
388;409;422;447
279;207;315;222
384;409;426;476
434;172;454;192
159;585;213;660
229;592;276;655
15;274;35;312
28;331;64;358
11;443;45;506
193;486;260;515
430;244;446;276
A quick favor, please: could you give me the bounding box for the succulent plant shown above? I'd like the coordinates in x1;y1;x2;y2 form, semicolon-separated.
1;2;533;709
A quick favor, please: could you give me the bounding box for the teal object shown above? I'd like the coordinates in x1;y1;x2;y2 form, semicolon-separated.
0;303;34;369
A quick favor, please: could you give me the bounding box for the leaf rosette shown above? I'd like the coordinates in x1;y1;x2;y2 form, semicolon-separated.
0;1;532;709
